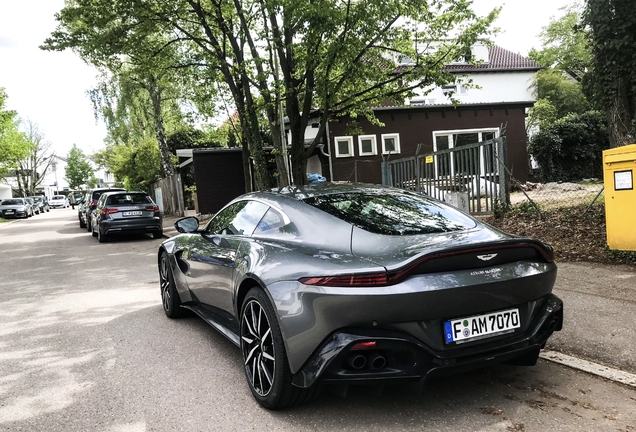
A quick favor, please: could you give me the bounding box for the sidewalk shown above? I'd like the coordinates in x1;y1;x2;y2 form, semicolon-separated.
162;215;181;239
547;261;636;375
162;210;208;238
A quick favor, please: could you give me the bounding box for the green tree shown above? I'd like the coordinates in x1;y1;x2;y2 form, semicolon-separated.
162;0;498;185
93;136;163;193
0;88;30;180
44;0;498;188
43;6;188;180
530;10;591;82
584;0;636;147
528;10;590;129
64;144;94;189
528;111;609;182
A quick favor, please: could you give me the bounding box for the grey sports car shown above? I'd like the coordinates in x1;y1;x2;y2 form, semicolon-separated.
158;183;562;409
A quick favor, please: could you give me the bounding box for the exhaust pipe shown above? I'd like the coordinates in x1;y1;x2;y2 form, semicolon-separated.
345;354;367;370
368;353;387;370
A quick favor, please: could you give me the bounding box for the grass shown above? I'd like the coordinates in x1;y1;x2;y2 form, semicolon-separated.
0;217;9;223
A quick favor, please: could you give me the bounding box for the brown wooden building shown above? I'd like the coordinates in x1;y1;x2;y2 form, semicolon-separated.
326;102;533;185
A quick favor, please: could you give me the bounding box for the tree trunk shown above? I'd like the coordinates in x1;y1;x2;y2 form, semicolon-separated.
268;120;290;187
244;106;271;191
607;77;635;148
147;75;175;178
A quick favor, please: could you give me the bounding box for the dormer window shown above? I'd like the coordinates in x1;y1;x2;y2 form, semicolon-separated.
442;85;456;95
463;48;472;63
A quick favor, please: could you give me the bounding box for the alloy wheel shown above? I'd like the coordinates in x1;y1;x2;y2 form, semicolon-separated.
241;299;276;397
159;254;171;312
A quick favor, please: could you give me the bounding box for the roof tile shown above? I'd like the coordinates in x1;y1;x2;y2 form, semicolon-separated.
443;45;540;72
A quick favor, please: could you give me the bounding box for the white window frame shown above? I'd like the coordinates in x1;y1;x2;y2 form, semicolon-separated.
357;135;377;156
431;128;499;178
334;136;354;158
381;133;401;155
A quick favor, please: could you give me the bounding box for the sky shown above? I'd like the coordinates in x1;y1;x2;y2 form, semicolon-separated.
0;0;574;159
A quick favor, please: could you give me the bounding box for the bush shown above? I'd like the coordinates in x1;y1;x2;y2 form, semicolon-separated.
528;111;609;182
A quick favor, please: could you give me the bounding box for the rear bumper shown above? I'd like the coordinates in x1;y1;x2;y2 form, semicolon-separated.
292;294;563;388
101;217;162;235
268;261;558;374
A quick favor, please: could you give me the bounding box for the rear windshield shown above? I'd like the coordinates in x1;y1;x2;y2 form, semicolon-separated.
2;199;24;205
92;189;124;200
303;191;476;235
107;194;153;205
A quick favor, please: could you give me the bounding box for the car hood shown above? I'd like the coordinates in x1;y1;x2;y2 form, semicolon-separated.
350;223;517;271
0;204;27;210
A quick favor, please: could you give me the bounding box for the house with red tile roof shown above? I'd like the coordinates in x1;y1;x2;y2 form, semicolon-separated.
316;43;541;184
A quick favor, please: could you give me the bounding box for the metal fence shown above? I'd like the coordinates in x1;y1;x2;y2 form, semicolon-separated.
333;159;380;184
382;137;510;215
506;178;605;218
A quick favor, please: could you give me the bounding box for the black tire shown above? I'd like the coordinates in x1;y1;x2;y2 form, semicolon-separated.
159;251;185;318
152;231;163;239
240;288;317;409
97;227;108;243
79;215;86;229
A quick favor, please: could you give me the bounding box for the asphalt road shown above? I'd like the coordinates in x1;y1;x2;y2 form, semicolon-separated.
1;209;635;431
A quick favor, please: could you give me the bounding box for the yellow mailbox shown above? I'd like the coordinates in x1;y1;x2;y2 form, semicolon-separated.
603;144;636;251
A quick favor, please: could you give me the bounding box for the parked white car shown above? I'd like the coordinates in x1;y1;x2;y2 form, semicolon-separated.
49;195;69;208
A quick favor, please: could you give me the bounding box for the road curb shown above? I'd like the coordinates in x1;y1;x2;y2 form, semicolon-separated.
540;350;636;389
0;219;20;230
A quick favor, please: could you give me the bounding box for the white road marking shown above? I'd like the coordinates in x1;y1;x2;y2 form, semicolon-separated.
540;350;636;389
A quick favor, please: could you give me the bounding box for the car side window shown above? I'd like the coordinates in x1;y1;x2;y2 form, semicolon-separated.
253;208;286;234
206;200;269;236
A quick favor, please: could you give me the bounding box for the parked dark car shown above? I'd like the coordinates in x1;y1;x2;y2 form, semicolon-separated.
28;196;50;213
80;187;126;231
90;191;162;242
77;196;87;228
0;198;34;218
157;183;563;409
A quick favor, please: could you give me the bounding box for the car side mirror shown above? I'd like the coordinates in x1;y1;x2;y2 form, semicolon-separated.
210;236;232;248
175;216;200;233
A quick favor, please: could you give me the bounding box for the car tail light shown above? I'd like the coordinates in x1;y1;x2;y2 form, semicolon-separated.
145;205;159;212
89;200;97;208
351;341;377;350
102;207;119;215
299;273;389;287
299;242;554;288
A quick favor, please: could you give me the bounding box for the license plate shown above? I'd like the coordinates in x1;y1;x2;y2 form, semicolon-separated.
444;308;520;344
5;210;14;213
122;211;143;216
